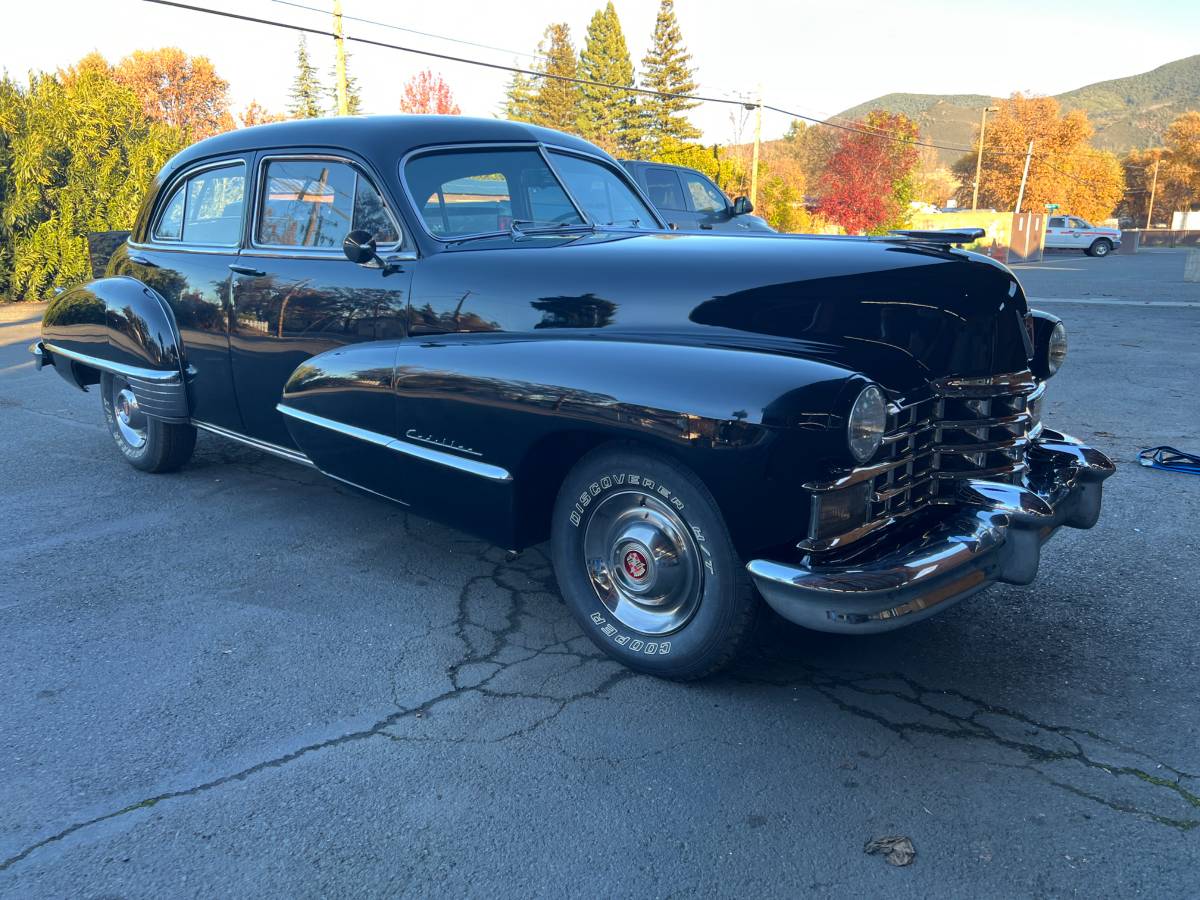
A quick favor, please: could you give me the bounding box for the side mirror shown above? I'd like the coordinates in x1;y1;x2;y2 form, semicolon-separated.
343;229;378;266
732;197;753;216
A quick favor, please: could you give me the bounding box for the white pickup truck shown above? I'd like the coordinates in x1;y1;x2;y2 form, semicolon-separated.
1045;216;1122;257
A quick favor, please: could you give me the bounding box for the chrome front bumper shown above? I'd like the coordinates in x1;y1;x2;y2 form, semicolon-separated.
746;430;1115;634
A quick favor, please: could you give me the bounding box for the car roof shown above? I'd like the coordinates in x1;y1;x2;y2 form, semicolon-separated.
164;115;612;176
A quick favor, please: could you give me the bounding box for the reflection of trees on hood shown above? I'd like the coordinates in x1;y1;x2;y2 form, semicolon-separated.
531;293;616;329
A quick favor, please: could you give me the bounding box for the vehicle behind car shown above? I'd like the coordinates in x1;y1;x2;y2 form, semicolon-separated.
1045;216;1121;256
621;160;774;233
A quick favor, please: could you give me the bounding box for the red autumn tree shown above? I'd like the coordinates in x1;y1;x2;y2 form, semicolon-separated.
817;111;920;234
399;70;462;115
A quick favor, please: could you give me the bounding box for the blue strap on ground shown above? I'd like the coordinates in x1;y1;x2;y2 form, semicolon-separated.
1138;446;1200;475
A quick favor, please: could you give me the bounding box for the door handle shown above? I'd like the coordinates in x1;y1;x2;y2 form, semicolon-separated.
128;253;158;268
700;224;714;230
229;264;265;277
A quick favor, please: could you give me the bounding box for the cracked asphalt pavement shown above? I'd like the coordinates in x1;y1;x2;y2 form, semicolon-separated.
2;256;1198;897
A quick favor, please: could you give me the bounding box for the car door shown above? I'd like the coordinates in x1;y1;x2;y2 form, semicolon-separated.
678;169;733;231
1045;216;1067;249
643;166;697;230
122;158;248;432
229;153;412;449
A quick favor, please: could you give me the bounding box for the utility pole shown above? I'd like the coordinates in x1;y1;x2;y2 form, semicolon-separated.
971;105;999;211
333;0;349;116
748;88;763;209
1014;140;1034;214
1145;158;1160;229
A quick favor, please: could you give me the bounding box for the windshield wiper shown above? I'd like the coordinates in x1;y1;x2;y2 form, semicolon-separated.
601;218;642;227
509;219;596;241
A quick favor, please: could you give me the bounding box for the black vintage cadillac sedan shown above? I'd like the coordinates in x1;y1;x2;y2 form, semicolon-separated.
33;115;1114;679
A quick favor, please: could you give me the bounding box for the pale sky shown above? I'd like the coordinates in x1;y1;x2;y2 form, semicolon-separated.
4;0;1198;143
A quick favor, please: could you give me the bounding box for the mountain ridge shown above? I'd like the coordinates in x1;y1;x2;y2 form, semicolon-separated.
830;54;1200;164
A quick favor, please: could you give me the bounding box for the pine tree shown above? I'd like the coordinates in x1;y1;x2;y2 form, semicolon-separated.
640;0;700;154
288;37;323;119
502;69;537;123
577;2;641;155
529;23;580;132
327;50;363;115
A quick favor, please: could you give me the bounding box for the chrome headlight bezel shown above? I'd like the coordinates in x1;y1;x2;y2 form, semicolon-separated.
847;384;887;463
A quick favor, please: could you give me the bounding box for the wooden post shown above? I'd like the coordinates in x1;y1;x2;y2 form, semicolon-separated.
1145;159;1160;229
749;89;762;209
333;0;349;116
1014;140;1034;214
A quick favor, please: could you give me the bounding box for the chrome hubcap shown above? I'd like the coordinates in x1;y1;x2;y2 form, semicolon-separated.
111;380;147;449
583;490;703;635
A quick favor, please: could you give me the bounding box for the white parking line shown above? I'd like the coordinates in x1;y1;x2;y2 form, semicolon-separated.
1029;297;1200;308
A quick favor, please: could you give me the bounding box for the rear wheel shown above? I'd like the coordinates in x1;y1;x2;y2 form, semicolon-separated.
551;444;759;679
1086;238;1112;257
100;372;196;472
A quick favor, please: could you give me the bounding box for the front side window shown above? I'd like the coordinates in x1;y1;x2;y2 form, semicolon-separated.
405;148;583;238
257;159;399;248
549;152;657;227
152;163;245;245
680;171;728;214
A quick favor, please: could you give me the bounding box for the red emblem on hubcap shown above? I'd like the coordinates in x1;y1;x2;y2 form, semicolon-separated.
623;549;648;580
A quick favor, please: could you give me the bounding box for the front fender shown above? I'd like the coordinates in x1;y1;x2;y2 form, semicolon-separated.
282;334;860;553
40;277;189;420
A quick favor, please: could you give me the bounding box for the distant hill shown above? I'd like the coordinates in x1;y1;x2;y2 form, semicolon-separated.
830;55;1200;165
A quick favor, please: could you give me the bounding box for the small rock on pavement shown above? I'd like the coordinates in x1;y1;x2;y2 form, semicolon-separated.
864;835;916;867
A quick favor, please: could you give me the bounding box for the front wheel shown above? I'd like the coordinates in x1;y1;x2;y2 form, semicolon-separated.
1086;238;1113;257
100;372;196;472
551;444;759;679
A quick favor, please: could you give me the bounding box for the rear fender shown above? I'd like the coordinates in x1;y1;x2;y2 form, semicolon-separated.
41;277;189;421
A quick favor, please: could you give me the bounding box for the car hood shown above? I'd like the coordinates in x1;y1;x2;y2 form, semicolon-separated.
424;230;1034;396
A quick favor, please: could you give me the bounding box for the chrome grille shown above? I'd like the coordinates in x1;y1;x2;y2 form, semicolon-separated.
802;373;1042;554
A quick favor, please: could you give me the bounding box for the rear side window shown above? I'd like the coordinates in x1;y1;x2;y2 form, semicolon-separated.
257;159;399;249
644;168;686;211
152;162;245;245
1048;217;1064;228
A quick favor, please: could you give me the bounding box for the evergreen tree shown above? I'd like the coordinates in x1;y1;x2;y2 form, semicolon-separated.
502;69;537;123
530;23;580;132
577;2;641;155
640;0;700;153
327;50;363;115
288;36;323;119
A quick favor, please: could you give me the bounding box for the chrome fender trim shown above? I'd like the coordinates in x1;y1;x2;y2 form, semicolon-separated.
277;404;513;483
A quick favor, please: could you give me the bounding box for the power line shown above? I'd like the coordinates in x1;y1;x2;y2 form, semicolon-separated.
141;0;992;155
267;0;548;63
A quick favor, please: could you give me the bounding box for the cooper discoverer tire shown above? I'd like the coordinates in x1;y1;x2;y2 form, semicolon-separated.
551;444;759;679
101;372;196;473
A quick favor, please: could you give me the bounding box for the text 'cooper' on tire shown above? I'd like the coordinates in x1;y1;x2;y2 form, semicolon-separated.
551;444;758;679
100;372;197;473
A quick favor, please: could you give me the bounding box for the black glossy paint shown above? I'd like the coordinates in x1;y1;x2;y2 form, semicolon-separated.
41;115;1041;554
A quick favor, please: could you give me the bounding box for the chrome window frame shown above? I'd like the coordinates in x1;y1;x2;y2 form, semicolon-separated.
398;141;666;243
144;158;249;251
249;153;406;259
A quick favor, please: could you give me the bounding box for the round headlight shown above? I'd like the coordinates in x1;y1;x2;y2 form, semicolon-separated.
1047;321;1068;374
847;384;887;463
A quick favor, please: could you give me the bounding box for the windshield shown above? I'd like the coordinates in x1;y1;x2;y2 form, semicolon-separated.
403;146;659;239
548;151;658;227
